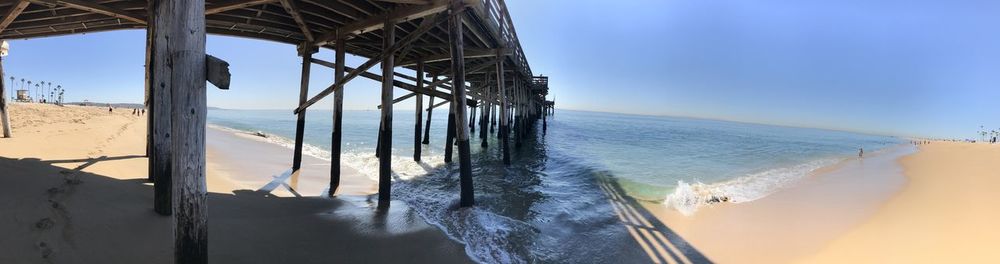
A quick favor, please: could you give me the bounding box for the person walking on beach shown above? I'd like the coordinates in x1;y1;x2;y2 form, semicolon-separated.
859;147;864;158
108;106;113;114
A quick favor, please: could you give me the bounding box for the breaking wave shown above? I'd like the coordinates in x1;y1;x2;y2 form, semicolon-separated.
665;158;841;216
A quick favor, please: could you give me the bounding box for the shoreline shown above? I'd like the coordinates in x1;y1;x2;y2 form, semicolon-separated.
646;144;916;263
205;125;378;197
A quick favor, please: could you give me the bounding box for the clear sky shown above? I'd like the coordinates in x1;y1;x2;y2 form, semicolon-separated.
3;0;998;139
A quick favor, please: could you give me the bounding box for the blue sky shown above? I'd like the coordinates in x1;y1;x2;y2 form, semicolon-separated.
3;0;999;139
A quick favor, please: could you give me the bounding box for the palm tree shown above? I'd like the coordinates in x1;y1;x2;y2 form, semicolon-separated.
57;85;64;104
34;83;40;103
26;80;32;102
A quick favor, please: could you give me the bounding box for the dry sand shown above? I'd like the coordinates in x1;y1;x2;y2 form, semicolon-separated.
0;103;471;263
801;142;1000;263
648;142;1000;263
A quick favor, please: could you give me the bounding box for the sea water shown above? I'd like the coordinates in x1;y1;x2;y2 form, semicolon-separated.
207;109;900;263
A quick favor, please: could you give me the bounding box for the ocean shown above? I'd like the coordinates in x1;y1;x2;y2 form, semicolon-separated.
206;108;901;263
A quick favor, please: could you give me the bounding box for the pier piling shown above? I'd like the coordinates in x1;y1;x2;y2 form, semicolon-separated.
414;60;425;161
293;43;316;171
449;1;474;207
330;38;346;197
0;57;11;138
378;19;396;208
148;0;172;217
422;75;438;145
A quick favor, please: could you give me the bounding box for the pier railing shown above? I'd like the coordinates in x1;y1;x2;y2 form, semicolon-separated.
479;0;532;78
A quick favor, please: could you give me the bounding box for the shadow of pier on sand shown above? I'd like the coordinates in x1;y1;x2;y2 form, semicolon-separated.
0;156;472;264
597;176;713;264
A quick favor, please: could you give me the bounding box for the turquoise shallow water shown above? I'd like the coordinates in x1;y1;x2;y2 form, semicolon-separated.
207;109;900;263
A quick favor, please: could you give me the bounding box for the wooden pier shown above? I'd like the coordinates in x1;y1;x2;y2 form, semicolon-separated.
0;0;551;262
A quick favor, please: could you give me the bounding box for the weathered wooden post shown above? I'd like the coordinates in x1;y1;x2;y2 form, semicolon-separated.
330;37;346;196
145;22;153;159
480;83;490;147
542;97;547;134
0;56;11;138
469;105;476;134
514;76;523;148
413;60;424;161
292;43;317;171
448;0;475;207
444;102;456;163
496;49;510;165
148;0;172;216
377;19;396;208
421;75;437;145
154;0;209;262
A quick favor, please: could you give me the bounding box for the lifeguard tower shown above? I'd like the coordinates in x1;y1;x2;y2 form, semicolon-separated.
15;89;29;102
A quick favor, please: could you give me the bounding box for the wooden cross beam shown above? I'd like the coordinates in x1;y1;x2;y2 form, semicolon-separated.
313;0;451;46
0;1;30;34
206;0;277;15
307;57;476;107
429;100;448;110
206;55;231;90
376;92;416;109
344;65;477;107
27;0;146;25
398;48;504;66
277;0;313;42
294;12;448;114
394;72;451;90
426;57;499;89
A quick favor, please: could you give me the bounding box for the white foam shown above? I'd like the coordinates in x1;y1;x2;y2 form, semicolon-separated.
207;124;449;184
664;157;841;216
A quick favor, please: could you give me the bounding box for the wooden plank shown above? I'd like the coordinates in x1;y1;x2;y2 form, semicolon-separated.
0;1;30;34
206;0;277;15
313;0;449;46
27;0;147;25
277;0;313;42
294;12;447;114
206;54;230;89
292;45;315;171
156;0;209;262
448;1;474;207
377;19;394;208
329;38;345;197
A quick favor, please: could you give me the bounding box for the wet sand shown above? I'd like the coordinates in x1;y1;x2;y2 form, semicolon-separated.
0;103;471;263
644;145;913;263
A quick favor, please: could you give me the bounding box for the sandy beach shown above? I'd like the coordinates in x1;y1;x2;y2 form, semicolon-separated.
0;103;471;263
647;142;1000;263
